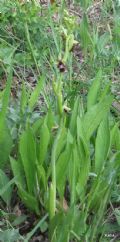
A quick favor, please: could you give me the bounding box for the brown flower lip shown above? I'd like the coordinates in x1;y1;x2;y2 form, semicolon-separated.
57;60;66;73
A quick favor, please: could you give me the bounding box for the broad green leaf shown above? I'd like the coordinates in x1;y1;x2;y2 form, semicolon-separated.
76;153;90;200
83;95;113;140
49;183;55;220
39;121;50;165
87;71;102;110
79;14;92;51
20;82;28;114
69;97;80;136
89;187;111;241
69;144;78;205
111;124;120;151
67;129;74;145
0;64;13;122
73;209;86;237
20;127;36;194
32;118;43;135
95;117;110;174
0;65;13;168
50;211;69;242
76;117;90;199
100;82;111;101
0;176;16;198
18;186;39;215
88;152;120;211
0;169;12;205
10;157;25;188
49;125;67;218
115;130;120;151
55;207;79;242
56;147;70;189
110;123;118;148
49;212;64;240
37;164;47;190
55;126;67;161
46;109;55;131
0;90;4;100
77;116;89;157
29;76;44;111
98;32;110;54
56;142;72;197
0;124;13;168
